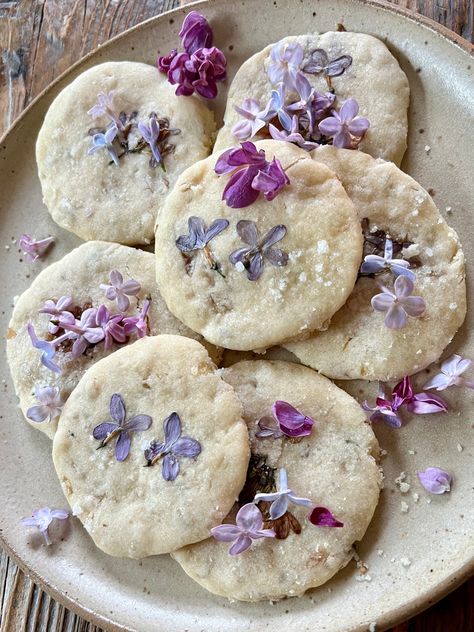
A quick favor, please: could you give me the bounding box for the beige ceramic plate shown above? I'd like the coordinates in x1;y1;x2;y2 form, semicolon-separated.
0;0;473;630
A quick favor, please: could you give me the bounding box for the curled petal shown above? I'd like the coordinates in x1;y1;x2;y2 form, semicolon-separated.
308;506;344;527
417;467;452;494
236;503;264;531
269;493;289;520
50;509;69;520
407;392;448;414
423;373;452;391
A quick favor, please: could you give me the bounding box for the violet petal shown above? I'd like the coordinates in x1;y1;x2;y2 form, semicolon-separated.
110;393;126;425
162;453;180;481
115;430;131;461
308;506;343;527
93;421;119;440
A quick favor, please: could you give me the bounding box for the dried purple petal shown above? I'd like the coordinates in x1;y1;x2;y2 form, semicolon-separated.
303;48;352;81
229;220;288;281
271;401;315;437
211;503;275;555
417;467;452;494
176;216;229;276
308;506;344;527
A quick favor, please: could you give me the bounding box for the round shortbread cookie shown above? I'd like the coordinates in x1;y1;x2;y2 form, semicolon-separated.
172;360;382;601
52;335;249;558
7;241;220;440
155;139;363;351
213;32;409;165
284;146;466;381
36;62;216;245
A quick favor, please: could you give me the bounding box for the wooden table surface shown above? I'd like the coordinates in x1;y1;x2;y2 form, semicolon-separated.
0;0;473;630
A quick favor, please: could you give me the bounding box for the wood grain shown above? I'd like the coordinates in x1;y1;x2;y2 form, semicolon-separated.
0;1;473;631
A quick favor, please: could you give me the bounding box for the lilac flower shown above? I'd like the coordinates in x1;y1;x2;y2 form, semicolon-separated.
160;46;226;99
269;115;319;151
144;412;201;481
232;99;270;140
319;98;369;149
309;90;336;120
229;220;288;281
302;48;352;80
87;91;124;130
27;323;64;374
138;114;162;165
176;216;229;275
93;393;152;461
123;298;151;338
256;401;315;438
263;84;292;130
21;507;69;546
88;125;120;166
179;11;213;54
96;305;127;350
424;354;474;391
19;234;54;263
60;307;104;357
47;310;76;336
406;391;448;415
39;296;73;317
266;41;304;89
254;468;313;520
26;386;64;423
308;506;344;528
100;269;141;311
360;238;416;281
371;276;426;329
215;142;289;208
211;503;275;555
417;467;452;494
286;73;316;131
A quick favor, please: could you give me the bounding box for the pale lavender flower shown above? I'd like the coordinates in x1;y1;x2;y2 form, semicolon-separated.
59;307;104;357
269;115;319;151
123;298;151;338
210;503;275;555
39;296;73;317
424;354;474;391
417;467;452;494
138;114;162;165
232;98;269;140
286;72;316;131
229;220;288;281
371;276;425;329
27;323;65;374
266;41;304;89
254;468;313;520
360;238;416;281
88;125;120;166
308;506;343;528
19;234;54;263
318;98;369;149
96;305;127;350
302;48;352;79
263;83;292;130
21;507;69;546
144;412;201;481
93;393;152;461
100;269;141;311
87;91;124;130
26;386;64;423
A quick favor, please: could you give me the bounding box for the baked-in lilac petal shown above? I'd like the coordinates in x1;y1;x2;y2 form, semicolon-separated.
115;430;131;461
110;393;126;424
229;534;252;556
261;224;287;249
172;436;201;458
423;373;451;390
264;248;289;267
229;246;251;265
309;506;344;527
318;116;341;136
394;275;414;298
247;253;264;281
402;296;426;317
303;48;328;73
408;392;448;414
92;422;119;440
163;412;182;447
121;279;141;296
204;218;229;242
109;269;123;286
162;453;180;481
269;493;289;520
125;414;153;432
26;404;49;423
210;524;242;541
325;55;353;76
371;293;394;312
222;167;260;208
236;220;258;246
339;98;359;122
417;467;452;494
236;503;263;531
384;304;407;329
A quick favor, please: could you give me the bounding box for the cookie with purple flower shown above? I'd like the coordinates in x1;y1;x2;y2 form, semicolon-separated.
213;32;409;166
155;139;363;351
52;335;249;558
172;360;382;601
36;61;216;245
285;146;466;381
7;241;221;439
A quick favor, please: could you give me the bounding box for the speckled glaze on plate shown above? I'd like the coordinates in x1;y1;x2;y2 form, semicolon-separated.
0;1;473;631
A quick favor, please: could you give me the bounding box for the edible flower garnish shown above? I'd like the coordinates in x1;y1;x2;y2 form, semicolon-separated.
308;506;344;528
137;114;163;166
417;467;452;494
179;11;213;54
424;354;474;391
100;269;141;311
266;41;304;90
269;114;319;151
256;400;314;439
59;307;105;358
254;468;313;520
21;507;69;546
88;124;120;166
210;503;276;555
27;323;64;374
176;216;229;276
360;238;416;281
19;234;54;263
302;48;353;89
88;91;124;130
123;297;151;338
318;98;369;149
26;386;64;424
371;276;425;329
229;220;288;281
232;98;272;140
93;393;152;462
95;305;127;350
144;412;201;481
215;142;289;208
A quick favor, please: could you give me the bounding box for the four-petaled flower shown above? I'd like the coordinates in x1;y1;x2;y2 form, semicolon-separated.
100;269;141;311
87;91;124;130
256;401;315;439
19;234;54;263
179;10;213;54
21;507;69;546
371;276;426;329
254;468;313;520
210;503;276;555
144;412;201;481
263;83;293;130
318;98;369;149
266;41;304;90
138;114;162;165
424;354;474;391
88;125;120;166
93;393;152;461
232;98;271;140
417;467;452;494
96;305;127;350
360;238;416;281
176;216;229;275
229;220;288;282
27;323;65;374
39;296;73;334
26;386;64;424
302;48;352;89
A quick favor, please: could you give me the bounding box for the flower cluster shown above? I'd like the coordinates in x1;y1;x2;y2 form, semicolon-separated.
158;11;226;99
256;400;315;439
27;270;150;376
362;375;448;428
231;40;369;152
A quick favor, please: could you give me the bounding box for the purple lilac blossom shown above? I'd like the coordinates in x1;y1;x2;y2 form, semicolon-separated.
179;11;213;54
210;503;275;555
96;305;127;350
123;298;151;338
39;296;74;334
138;114;162;165
88;125;120;166
100;269;141;311
176;216;229;253
27;323;65;374
424;354;474;391
417;467;452;494
229;220;288;281
371;276;426;329
26;386;64;423
144;412;201;481
19;234;54;263
263;84;292;130
266;41;304;90
308;506;344;528
87;91;124;130
254;468;313;520
269;115;319;150
360;238;416;281
318;98;369;149
257;401;315;438
59;307;104;358
21;507;69;546
93;393;152;461
232;98;270;140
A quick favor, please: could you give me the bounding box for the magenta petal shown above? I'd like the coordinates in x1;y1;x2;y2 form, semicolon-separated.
392;375;413;408
280;420;314;437
272;400;314;437
229;534;252;555
222;167;260;208
115;431;131;461
308;506;343;527
408;392;448;414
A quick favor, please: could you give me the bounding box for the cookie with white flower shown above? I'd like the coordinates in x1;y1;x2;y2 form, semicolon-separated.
213;32;409;165
172;360;382;601
36;61;216;245
52;335;249;558
7;241;220;440
284;146;466;381
155;139;363;351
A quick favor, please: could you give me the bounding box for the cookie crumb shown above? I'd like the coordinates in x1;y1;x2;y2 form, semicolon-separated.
368;623;377;632
401;501;409;513
400;557;412;568
377;549;384;557
412;492;420;503
408;449;416;455
235;261;245;272
449;302;458;310
424;145;431;153
399;482;410;493
317;239;329;254
445;206;453;213
456;443;463;452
